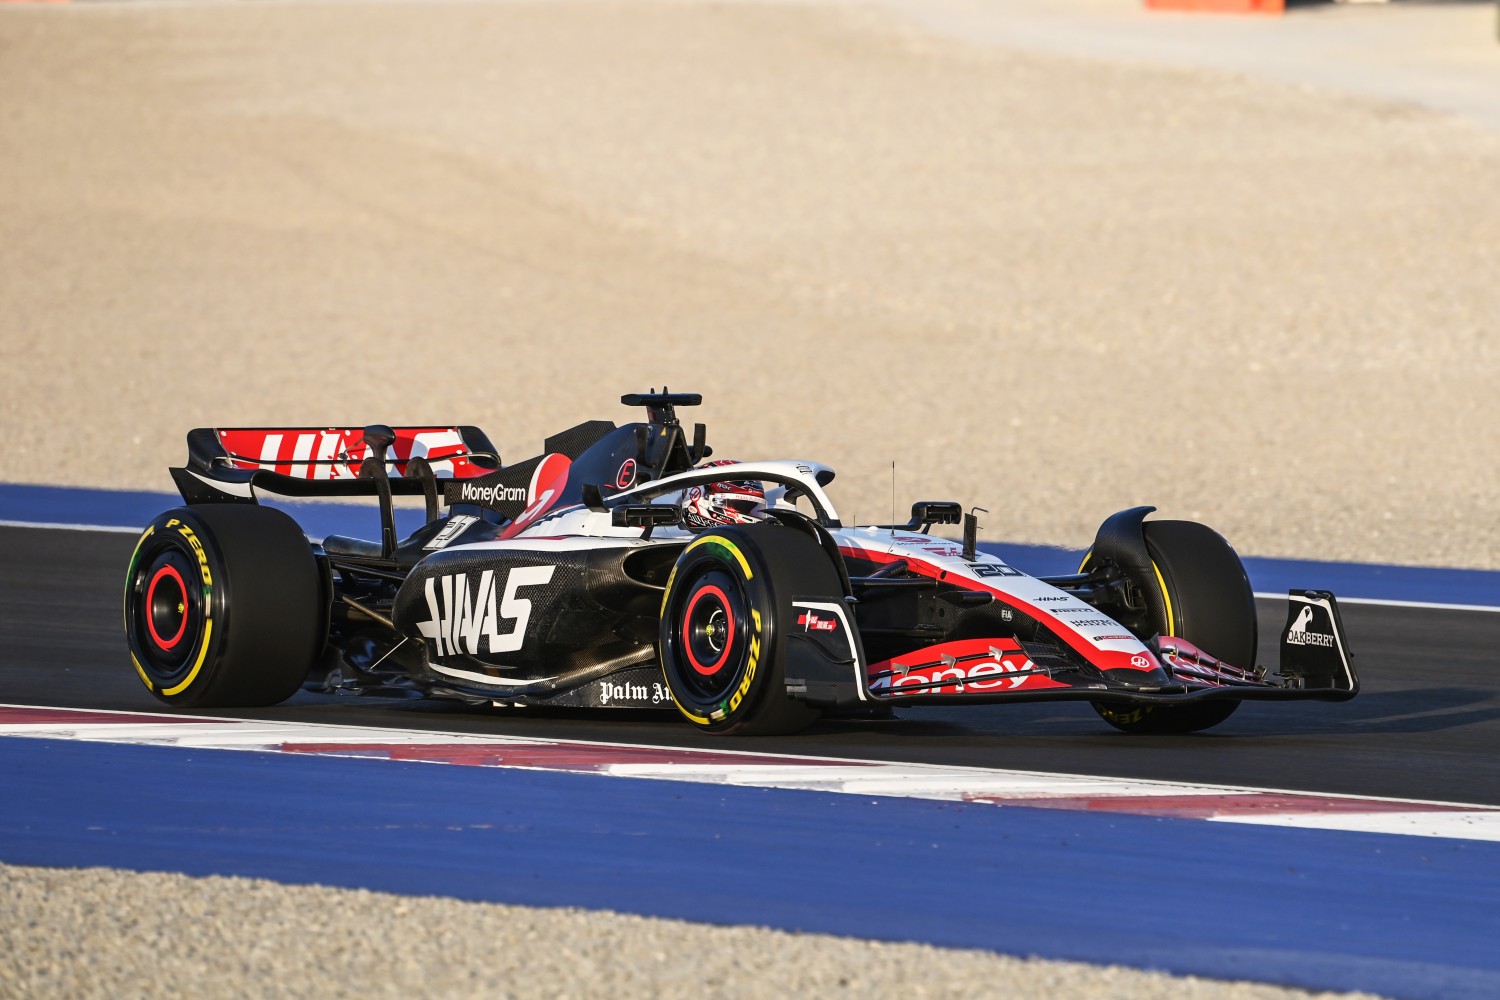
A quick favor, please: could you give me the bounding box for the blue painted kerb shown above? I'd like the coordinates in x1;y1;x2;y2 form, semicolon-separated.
4;739;1499;1000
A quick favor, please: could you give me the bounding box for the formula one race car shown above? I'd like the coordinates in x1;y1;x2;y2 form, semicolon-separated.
124;392;1357;735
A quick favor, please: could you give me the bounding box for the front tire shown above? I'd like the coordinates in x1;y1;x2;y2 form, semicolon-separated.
1091;519;1256;734
659;524;835;736
124;505;323;707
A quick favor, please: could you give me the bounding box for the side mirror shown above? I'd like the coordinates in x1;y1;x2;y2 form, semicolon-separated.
612;504;681;538
581;484;608;512
909;501;962;527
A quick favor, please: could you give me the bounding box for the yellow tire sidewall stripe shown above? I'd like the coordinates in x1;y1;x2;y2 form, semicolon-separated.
126;518;216;699
1077;547;1175;635
662;533;755;726
683;534;754;581
160;618;213;697
122;524;155;634
1151;560;1175;636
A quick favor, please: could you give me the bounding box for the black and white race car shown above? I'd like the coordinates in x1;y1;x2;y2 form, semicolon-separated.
124;392;1356;735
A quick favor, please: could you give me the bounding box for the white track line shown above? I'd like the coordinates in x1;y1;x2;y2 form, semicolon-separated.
0;518;140;534
4;704;1498;843
1253;591;1500;613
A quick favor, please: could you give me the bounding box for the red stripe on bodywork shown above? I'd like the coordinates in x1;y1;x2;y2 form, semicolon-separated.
840;542;1157;676
499;453;573;539
868;637;1070;693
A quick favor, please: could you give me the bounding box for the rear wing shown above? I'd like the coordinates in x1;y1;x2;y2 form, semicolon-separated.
171;425;501;505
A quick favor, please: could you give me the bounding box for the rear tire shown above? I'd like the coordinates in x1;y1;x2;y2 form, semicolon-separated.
659;524;833;735
1091;520;1256;734
124;505;323;707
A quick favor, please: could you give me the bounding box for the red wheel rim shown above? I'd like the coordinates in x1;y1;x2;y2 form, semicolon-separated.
682;584;735;676
146;563;189;651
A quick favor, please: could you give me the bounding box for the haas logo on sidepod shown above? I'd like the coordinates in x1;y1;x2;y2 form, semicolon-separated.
416;566;556;657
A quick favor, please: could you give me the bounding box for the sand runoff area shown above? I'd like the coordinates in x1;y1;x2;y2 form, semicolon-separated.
2;0;1498;569
0;1;1496;997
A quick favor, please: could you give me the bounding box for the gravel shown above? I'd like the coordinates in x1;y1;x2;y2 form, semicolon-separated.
0;864;1381;1000
2;0;1498;568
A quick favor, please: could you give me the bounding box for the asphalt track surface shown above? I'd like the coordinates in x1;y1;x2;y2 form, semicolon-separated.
5;524;1498;807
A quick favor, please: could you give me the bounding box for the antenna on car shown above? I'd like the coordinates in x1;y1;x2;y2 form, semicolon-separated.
890;461;896;538
963;506;988;562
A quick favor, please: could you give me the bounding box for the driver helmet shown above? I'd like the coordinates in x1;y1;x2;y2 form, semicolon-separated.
680;461;767;530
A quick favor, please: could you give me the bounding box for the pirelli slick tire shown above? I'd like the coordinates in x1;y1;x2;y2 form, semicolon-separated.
124;505;322;708
1091;520;1257;735
659;524;833;736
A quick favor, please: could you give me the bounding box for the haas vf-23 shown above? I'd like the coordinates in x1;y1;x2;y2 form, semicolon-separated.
124;392;1356;735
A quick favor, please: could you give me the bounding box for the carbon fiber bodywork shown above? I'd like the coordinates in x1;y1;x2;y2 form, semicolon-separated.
389;541;672;698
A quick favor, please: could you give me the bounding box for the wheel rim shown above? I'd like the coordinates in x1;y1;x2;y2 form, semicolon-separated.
683;583;735;677
673;569;749;703
133;548;202;677
146;563;189;651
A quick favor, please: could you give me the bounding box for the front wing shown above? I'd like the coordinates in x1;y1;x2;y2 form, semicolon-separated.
786;590;1356;710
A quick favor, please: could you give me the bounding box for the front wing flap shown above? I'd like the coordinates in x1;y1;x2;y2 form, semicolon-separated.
859;590;1357;708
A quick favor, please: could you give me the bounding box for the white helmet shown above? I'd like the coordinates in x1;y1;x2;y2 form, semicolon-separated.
680;461;767;530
